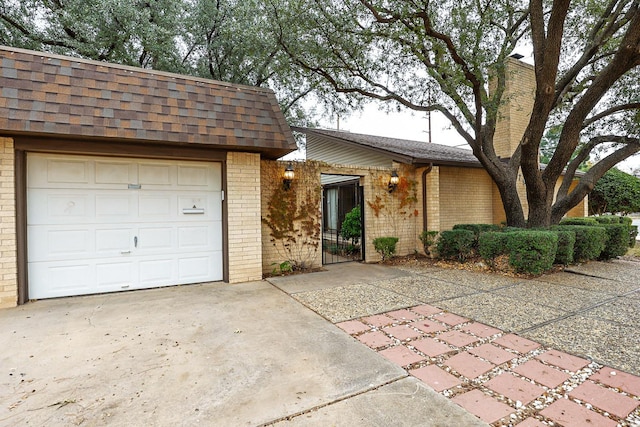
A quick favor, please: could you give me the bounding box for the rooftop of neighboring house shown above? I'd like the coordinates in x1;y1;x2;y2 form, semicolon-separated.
293;126;480;167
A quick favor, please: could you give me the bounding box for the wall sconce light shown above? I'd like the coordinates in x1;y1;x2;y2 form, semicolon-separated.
283;162;295;190
388;170;399;193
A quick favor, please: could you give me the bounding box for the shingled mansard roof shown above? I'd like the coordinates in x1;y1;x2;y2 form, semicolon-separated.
293;126;480;167
0;46;297;159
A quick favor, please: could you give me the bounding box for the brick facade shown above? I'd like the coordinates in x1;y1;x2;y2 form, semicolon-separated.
226;152;263;283
0;137;16;308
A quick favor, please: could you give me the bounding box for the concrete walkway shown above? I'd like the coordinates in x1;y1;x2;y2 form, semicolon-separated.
268;260;640;426
0;280;484;426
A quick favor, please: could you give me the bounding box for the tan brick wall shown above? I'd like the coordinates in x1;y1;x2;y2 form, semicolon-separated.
0;138;16;308
226;152;263;283
424;166;441;231
260;160;322;274
439;167;495;230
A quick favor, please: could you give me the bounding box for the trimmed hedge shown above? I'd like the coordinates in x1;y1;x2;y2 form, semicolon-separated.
453;224;501;241
599;224;630;260
437;229;475;262
553;225;607;261
506;230;558;275
560;217;598;226
593;216;620;224
553;230;576;265
478;232;508;264
373;237;399;261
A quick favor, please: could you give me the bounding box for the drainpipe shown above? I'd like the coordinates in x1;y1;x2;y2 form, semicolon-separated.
422;164;433;231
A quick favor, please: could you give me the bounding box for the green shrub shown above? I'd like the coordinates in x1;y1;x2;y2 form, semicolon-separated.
437;229;475;262
630;225;638;248
553;225;607;261
599;224;630;260
340;205;362;244
553;230;575;265
619;216;632;226
478;232;508;265
373;237;399;261
593;216;619;224
506;231;558;275
560;217;598;226
453;224;501;247
419;230;439;256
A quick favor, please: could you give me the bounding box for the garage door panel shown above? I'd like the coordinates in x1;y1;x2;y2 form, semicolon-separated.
95;160;135;185
139;163;172;186
95;228;133;254
96;262;134;290
139;259;174;286
28;153;224;299
29;263;93;298
138;227;174;251
139;195;173;217
178;256;214;281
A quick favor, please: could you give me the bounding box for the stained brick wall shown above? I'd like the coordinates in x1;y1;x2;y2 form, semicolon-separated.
438;167;496;230
226;152;263;283
0;137;16;308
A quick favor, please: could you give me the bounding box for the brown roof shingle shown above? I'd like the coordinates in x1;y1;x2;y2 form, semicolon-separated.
0;46;297;159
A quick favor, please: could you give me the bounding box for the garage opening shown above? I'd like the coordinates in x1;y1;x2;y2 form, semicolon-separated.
27;153;223;299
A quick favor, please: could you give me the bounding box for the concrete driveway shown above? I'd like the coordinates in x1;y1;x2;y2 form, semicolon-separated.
0;281;484;426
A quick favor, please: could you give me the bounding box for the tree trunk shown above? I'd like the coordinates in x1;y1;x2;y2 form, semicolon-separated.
495;179;526;227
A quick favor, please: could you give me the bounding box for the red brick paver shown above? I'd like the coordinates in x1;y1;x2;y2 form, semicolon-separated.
494;333;541;354
540;399;618;427
355;330;394;348
361;314;394;328
452;389;514;424
386;308;421;322
444;352;495;379
535;349;590;372
513;360;570;388
413;319;448;334
383;324;422;341
437;330;479;347
461;322;502;338
336;320;369;335
485;373;546;405
410;364;461;392
379;345;425;367
411;337;453;357
411;304;442;317
469;343;516;365
591;366;640;397
338;304;640;427
433;312;469;326
569;380;639;418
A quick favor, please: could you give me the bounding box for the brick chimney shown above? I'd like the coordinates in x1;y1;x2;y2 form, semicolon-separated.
492;57;536;159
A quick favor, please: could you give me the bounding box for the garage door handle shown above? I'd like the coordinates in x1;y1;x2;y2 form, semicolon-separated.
121;250;131;254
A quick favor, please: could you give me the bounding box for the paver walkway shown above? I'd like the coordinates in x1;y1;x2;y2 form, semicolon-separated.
269;260;640;426
337;304;640;427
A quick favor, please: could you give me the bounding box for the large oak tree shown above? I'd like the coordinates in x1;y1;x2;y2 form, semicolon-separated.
272;0;640;227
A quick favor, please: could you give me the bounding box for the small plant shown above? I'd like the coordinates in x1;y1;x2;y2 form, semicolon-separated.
599;223;630;260
271;260;293;275
553;230;576;265
373;237;399;261
340;205;362;244
419;230;439;256
478;232;508;266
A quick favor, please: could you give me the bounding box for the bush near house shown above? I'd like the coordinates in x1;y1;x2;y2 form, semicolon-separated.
552;230;576;265
478;232;508;265
453;224;501;247
505;230;558;275
419;230;439;256
373;237;399;261
437;229;475;262
340;205;362;244
552;225;608;262
598;224;631;260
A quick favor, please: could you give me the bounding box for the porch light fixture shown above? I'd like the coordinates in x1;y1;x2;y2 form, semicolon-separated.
283;162;295;190
388;170;400;193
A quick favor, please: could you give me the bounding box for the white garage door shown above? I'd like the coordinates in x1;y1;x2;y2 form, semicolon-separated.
27;153;223;299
